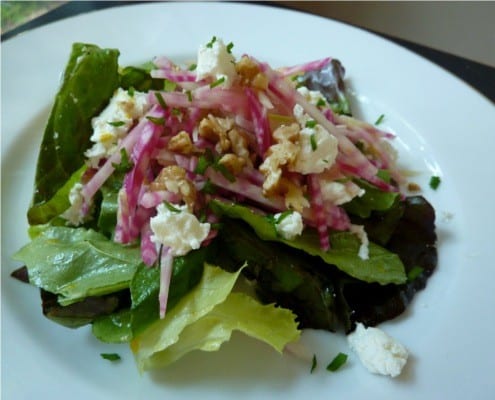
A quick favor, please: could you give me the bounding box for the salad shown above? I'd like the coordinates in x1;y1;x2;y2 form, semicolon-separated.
12;37;437;376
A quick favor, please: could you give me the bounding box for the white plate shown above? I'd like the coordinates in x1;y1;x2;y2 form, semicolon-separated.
2;3;495;399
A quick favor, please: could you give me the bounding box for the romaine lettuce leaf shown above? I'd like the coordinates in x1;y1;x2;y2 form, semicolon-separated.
131;264;300;371
13;226;142;305
29;43;119;225
210;200;406;285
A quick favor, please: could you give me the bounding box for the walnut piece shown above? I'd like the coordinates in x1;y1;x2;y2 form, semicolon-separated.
218;153;246;175
198;114;233;153
167;131;194;155
235;56;268;90
150;165;196;209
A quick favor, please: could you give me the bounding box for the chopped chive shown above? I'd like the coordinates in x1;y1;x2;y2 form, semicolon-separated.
305;120;317;128
163;201;181;213
206;36;217;48
200;179;217;194
291;74;302;82
112;148;134;173
407;266;424;282
188;63;197;71
186;90;193;102
163;79;177;92
210;222;223;230
108;121;125;127
154;91;168;110
310;133;318;151
310;354;318;374
214;162;236;182
326;352;348;372
100;353;121;362
275;210;293;224
429;175;441;190
374;114;385;125
316;98;326;107
127;86;135;97
210;76;226;88
146;116;165;125
226;42;234;53
194;152;212;175
171;108;182;116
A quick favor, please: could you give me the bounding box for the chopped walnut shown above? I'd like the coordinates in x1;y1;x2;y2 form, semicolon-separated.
278;177;309;212
150;165;196;209
198;114;232;153
218;153;246;175
259;140;299;195
235;56;268;90
272;122;300;144
227;127;252;167
167;131;194;155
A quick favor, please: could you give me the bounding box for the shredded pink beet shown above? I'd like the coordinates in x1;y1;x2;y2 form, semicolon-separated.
307;174;330;251
245;87;271;156
159;247;174;319
141;221;158;267
279;57;332;77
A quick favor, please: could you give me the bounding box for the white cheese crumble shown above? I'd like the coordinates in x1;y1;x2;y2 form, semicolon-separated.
349;224;369;260
290;104;338;175
297;86;328;107
196;38;237;87
347;322;409;378
61;183;85;226
320;180;365;206
85;88;150;167
150;203;210;256
274;211;304;240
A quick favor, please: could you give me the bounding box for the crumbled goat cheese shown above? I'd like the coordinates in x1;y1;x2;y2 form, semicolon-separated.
297;86;328;107
85;88;150;167
274;211;304;240
290;104;338;174
349;224;369;260
61;183;85;226
196;38;237;87
150;203;210;256
348;323;409;378
320;180;365;206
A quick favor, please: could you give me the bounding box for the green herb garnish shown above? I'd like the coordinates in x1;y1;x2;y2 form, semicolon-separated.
226;42;234;53
127;86;135;97
154;91;168;110
310;133;318;151
146;116;165;126
188;63;197;71
163;79;177;92
311;354;318;373
111;148;134;173
305;120;317;129
206;36;217;48
171;108;182;117
407;266;424;282
107;121;125;127
200;179;217;194
163;201;181;213
429;175;441;190
316;98;326;107
210;76;226;88
186;90;193;102
100;353;121;362
374;114;385;125
326;352;348;372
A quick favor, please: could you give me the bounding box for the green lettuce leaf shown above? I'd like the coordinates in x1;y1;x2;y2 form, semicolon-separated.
132;264;300;371
210;200;406;285
344;179;399;218
12;226;142;305
29;43;120;225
